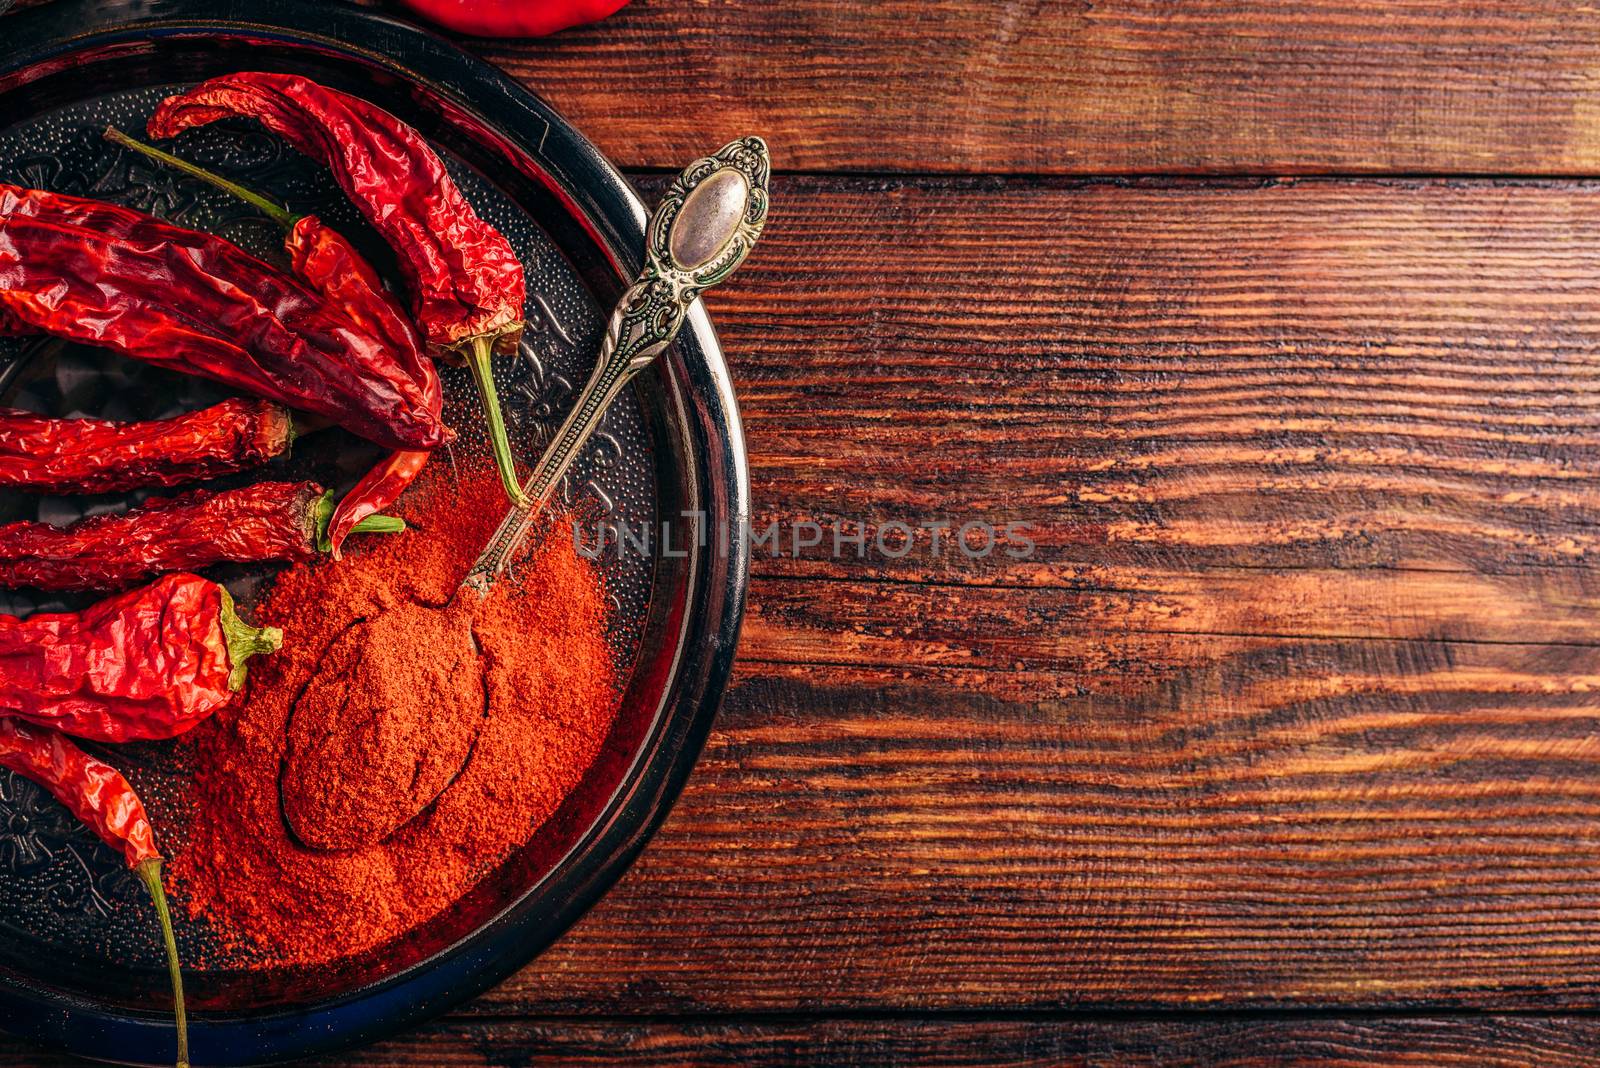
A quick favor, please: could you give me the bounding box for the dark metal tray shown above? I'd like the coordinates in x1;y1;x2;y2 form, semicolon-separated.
0;2;749;1062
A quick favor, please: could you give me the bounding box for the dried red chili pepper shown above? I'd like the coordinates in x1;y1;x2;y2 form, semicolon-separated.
0;717;159;872
0;398;293;495
0;183;451;452
103;128;438;399
0;480;403;592
0;571;280;741
0;718;188;1067
148;75;526;354
325;448;433;557
149;74;531;506
105;129;445;557
394;0;630;37
284;219;440;554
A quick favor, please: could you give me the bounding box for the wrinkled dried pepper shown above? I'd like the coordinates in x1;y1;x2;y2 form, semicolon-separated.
106;129;444;556
0;718;187;1067
0;480;404;592
0;398;293;495
0;571;285;1064
288;217;439;553
0;571;280;740
149;74;531;505
0;183;451;452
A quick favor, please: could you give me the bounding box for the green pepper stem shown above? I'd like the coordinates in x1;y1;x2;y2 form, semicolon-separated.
350;515;406;535
216;587;283;692
310;488;407;552
310;490;336;554
466;333;531;508
104;126;299;232
135;858;189;1068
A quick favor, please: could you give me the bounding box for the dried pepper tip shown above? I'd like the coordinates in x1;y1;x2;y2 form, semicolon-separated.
216;586;283;692
260;403;297;457
134;858;189;1068
104;125;300;232
466;333;532;509
308;488;406;555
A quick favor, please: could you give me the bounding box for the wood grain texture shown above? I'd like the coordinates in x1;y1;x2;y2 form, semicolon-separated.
437;175;1600;1017
473;651;1600;1013
468;1;1600;175
1;170;1597;1055
11;1014;1600;1067
18;0;1600;176
689;174;1600;580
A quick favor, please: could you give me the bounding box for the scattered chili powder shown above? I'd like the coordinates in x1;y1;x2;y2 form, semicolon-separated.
167;461;619;965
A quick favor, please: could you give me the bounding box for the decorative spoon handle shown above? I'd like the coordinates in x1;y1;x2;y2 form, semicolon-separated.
463;136;770;590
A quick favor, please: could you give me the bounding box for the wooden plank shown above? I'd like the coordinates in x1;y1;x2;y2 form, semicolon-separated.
438;177;1600;1012
742;570;1600;655
286;1015;1600;1067
9;1014;1600;1067
483;166;1600;1010
475;1;1600;175
673;174;1600;585
463;634;1600;1013
19;0;1600;175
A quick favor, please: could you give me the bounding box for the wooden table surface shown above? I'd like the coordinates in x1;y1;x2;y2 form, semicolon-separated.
14;0;1600;1064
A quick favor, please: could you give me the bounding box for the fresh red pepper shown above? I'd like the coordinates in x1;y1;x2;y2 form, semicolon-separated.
0;718;187;1067
105;130;445;557
0;398;293;495
394;0;630;37
0;480;404;592
0;184;451;453
149;74;530;506
0;572;280;741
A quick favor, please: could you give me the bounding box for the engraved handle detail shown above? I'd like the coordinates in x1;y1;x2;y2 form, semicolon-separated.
465;137;771;588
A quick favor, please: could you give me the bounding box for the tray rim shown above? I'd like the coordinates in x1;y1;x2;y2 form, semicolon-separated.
0;2;751;1063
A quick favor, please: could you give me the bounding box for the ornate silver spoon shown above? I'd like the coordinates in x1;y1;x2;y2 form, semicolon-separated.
463;136;771;590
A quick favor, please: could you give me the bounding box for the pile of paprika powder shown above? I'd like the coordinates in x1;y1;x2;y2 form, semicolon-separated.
164;462;622;964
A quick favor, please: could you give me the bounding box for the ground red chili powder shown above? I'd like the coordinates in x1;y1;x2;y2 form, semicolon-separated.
167;460;619;965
